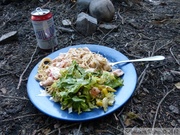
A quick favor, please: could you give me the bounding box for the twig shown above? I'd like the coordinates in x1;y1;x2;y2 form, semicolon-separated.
136;64;149;91
106;123;123;133
151;88;175;135
117;106;125;117
117;10;125;25
170;46;180;66
113;113;119;121
154;40;172;54
0;67;16;75
151;41;157;56
121;48;141;59
170;70;180;76
1;113;43;123
98;24;121;45
41;0;51;8
0;73;11;77
95;129;114;134
0;95;29;100
16;46;37;89
76;123;82;135
119;117;125;129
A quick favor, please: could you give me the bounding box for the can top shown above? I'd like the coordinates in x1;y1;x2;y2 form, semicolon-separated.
31;7;50;16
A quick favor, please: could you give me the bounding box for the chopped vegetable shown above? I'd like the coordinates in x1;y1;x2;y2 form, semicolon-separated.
49;61;123;114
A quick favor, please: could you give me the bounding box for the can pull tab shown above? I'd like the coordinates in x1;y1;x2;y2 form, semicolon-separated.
36;7;44;15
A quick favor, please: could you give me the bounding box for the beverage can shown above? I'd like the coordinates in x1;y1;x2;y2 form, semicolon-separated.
31;7;58;49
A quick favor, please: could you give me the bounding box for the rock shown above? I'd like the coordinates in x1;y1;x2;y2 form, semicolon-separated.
161;71;174;82
169;105;179;114
76;0;92;11
98;24;119;32
170;120;176;127
89;0;115;22
0;88;7;94
0;31;18;44
178;119;180;124
75;12;97;36
62;19;72;27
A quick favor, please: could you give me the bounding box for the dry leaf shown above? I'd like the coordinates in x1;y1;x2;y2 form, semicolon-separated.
175;82;180;89
127;112;139;119
42;128;51;134
124;118;132;127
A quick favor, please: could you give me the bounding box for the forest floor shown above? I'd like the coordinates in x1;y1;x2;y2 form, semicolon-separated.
0;0;180;134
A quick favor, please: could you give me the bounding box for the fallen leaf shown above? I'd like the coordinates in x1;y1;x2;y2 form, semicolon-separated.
175;82;180;89
127;112;139;119
124;112;139;126
42;128;51;134
124;118;132;127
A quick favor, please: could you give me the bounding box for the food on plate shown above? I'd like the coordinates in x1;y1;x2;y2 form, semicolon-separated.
35;47;124;114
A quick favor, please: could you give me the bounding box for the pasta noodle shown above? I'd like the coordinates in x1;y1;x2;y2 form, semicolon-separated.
35;47;112;87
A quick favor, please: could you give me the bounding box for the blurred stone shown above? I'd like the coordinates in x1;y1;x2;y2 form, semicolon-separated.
0;31;18;44
62;19;72;26
0;88;7;94
161;71;174;82
75;12;97;36
76;0;92;11
89;0;115;22
178;119;180;124
170;120;176;127
169;105;179;114
98;24;119;32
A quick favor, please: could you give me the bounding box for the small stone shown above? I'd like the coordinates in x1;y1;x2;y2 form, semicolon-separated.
178;119;180;124
75;12;97;36
98;24;119;32
0;88;7;94
0;31;18;44
161;71;174;82
62;19;72;26
143;88;149;93
169;105;179;114
174;36;180;44
170;120;176;127
175;82;180;89
89;0;115;22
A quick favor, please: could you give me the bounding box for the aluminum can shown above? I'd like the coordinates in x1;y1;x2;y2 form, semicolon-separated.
31;7;58;49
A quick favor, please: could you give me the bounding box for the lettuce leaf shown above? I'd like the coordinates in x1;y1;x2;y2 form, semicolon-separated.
50;61;123;114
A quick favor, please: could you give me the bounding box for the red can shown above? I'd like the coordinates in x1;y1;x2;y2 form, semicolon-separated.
31;7;58;49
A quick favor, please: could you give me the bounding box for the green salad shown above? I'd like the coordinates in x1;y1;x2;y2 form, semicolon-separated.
49;61;123;114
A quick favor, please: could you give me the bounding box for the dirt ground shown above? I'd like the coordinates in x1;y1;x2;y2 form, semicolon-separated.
0;0;180;134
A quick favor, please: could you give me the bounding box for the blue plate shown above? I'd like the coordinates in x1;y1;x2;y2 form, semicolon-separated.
27;44;137;121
